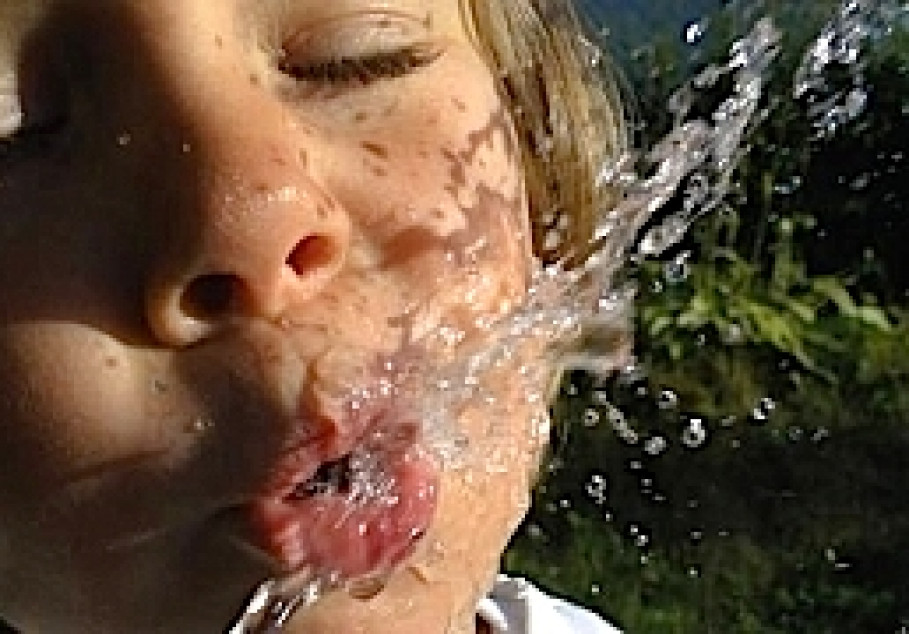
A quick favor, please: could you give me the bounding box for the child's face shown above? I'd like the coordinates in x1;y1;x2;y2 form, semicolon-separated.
0;1;548;632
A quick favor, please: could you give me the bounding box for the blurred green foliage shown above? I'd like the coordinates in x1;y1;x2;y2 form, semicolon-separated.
504;2;909;632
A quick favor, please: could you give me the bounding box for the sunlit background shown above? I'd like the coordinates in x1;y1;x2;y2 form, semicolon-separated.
503;1;909;632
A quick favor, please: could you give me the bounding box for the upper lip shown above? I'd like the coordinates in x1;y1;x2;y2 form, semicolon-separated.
254;373;419;502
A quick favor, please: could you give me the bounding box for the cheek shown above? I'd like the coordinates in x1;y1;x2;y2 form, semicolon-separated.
0;325;150;487
329;92;529;331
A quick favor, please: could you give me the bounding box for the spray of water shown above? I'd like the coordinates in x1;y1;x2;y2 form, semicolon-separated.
228;0;905;629
794;0;908;138
228;572;340;634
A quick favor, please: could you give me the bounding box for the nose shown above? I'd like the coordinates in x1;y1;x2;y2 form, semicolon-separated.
132;24;350;346
145;136;350;346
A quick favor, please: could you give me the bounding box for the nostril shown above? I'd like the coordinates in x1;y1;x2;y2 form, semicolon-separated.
286;235;339;277
181;273;243;321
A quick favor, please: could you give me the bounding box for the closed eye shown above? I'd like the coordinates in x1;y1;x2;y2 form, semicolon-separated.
279;45;441;87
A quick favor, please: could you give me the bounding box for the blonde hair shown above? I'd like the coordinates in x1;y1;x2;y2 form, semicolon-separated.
461;0;626;266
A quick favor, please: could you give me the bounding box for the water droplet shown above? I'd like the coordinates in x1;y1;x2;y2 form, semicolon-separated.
664;252;692;283
681;417;708;449
583;408;601;428
849;172;872;190
644;435;669;456
592;390;611;406
751;397;776;422
683;18;709;45
657;389;679;410
639;217;691;258
188;417;212;433
773;175;803;195
586;474;609;505
611;408;640;445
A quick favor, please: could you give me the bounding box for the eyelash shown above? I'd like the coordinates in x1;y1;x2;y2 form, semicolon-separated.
278;46;440;87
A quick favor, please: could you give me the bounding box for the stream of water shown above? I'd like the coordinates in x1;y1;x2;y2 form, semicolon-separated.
228;1;907;630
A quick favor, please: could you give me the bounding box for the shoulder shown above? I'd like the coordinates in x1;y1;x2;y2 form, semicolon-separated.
478;575;623;634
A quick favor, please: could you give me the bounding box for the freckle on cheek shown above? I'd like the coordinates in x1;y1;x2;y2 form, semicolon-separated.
382;102;400;118
361;141;389;159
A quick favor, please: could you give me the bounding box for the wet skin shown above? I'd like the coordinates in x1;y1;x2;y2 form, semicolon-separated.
0;1;549;633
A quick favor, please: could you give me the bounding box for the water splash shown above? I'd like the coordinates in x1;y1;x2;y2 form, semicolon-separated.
227;0;906;627
794;0;909;138
228;572;340;634
684;18;710;46
581;17;783;307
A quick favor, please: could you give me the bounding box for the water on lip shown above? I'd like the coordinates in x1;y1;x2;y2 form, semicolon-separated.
227;0;903;628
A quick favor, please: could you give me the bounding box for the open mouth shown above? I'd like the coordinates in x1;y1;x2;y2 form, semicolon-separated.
248;420;439;581
289;454;355;500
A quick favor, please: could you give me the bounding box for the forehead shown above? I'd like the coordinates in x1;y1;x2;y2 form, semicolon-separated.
0;0;470;40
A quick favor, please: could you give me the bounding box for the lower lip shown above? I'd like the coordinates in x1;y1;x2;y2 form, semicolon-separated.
248;447;438;580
